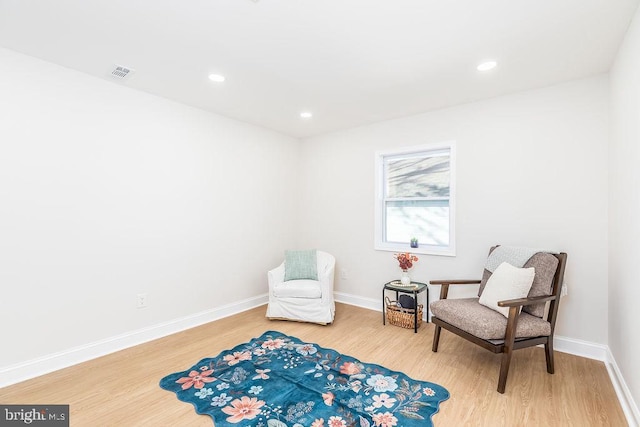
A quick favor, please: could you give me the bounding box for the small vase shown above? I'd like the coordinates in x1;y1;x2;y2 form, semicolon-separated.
400;270;411;286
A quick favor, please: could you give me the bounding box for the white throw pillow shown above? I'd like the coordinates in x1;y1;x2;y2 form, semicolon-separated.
479;262;535;317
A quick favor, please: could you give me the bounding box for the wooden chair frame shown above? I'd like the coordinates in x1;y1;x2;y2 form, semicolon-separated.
430;252;567;393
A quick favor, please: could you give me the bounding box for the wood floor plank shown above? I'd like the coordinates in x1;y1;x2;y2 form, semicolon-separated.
0;303;627;426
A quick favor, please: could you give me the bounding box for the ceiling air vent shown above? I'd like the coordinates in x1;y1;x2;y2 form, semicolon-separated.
110;65;134;80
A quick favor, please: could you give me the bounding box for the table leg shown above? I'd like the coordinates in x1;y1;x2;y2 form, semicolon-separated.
382;287;386;325
426;287;429;323
413;290;418;333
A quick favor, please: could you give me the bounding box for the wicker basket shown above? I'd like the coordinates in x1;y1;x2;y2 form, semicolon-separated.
385;296;423;329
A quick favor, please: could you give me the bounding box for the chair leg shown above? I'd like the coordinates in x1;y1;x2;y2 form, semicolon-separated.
545;340;555;374
497;348;513;394
432;324;441;352
497;306;519;394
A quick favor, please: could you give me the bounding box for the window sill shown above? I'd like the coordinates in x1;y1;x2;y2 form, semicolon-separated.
375;243;456;257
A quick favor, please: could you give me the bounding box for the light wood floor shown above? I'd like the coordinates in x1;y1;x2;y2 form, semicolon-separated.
0;303;627;426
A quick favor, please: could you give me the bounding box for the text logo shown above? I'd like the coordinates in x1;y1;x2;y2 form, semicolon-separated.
0;405;69;426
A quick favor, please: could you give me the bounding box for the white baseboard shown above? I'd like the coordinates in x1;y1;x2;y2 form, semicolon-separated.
335;290;430;321
550;334;640;426
334;291;381;312
605;348;640;427
0;294;268;389
553;334;608;361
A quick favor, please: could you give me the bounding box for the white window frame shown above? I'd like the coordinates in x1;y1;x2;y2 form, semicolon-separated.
374;141;456;256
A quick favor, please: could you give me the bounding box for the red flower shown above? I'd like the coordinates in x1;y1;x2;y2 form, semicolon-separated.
175;369;216;390
339;362;362;375
394;252;419;270
322;391;335;406
221;396;265;423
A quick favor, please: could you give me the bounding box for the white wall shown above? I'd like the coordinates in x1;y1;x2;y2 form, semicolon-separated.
0;40;621;396
610;3;640;419
299;76;610;344
0;47;299;368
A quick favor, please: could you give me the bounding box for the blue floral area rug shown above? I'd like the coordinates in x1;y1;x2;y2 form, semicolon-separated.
160;331;449;426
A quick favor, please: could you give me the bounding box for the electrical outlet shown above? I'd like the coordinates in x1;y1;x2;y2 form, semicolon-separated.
561;283;568;297
340;269;348;280
136;293;148;308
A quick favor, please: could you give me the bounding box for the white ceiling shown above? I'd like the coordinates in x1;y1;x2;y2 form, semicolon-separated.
1;0;638;138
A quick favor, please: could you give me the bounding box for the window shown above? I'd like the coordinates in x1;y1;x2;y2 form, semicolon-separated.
375;141;455;256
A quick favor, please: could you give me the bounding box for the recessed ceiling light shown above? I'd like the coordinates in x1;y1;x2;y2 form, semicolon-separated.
208;73;225;82
300;111;313;119
477;61;497;71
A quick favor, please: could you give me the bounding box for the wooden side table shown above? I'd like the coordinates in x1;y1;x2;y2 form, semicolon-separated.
382;280;429;333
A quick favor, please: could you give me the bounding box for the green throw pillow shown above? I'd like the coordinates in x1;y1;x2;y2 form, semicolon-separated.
284;250;318;281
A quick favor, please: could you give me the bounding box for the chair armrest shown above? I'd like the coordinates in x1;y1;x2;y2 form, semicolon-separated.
498;295;559;350
429;279;481;285
267;262;285;290
497;294;557;308
429;279;481;300
318;263;335;303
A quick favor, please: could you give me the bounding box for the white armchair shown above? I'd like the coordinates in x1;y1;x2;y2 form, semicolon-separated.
266;250;336;324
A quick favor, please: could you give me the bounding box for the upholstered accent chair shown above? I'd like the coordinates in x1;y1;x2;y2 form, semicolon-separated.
429;246;567;393
266;250;336;324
